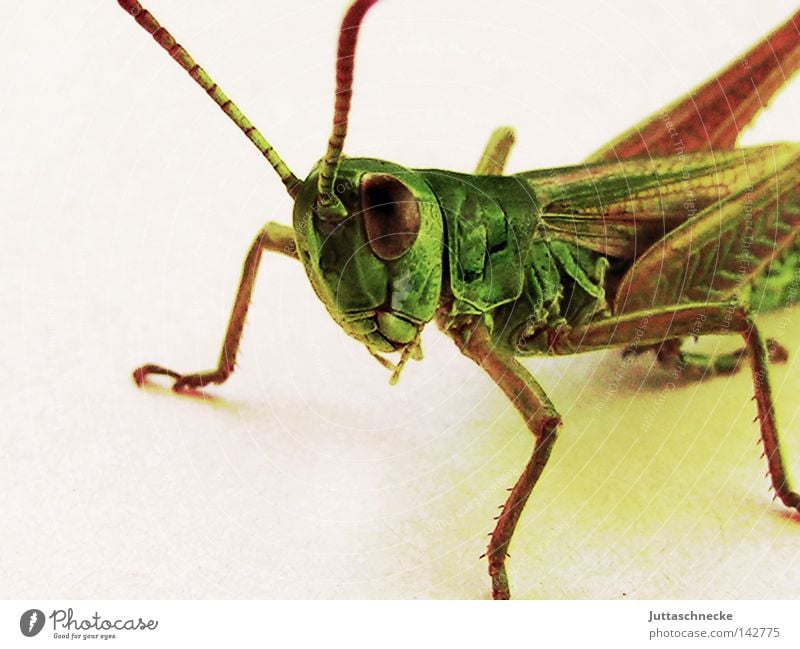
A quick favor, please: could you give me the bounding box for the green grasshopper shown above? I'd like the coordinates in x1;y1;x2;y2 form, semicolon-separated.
117;0;800;599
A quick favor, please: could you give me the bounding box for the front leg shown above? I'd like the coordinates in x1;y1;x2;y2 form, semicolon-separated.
449;320;560;600
133;221;297;391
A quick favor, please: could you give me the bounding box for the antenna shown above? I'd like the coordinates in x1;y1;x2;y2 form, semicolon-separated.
117;0;301;197
317;0;380;218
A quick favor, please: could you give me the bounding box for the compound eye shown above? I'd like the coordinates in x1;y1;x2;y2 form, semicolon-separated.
361;173;420;261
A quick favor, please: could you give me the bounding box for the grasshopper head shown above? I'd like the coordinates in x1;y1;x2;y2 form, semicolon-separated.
293;158;444;380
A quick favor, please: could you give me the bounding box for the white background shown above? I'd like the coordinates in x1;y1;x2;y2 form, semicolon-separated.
2;0;800;600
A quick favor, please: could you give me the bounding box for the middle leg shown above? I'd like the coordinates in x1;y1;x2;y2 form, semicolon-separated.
475;126;516;175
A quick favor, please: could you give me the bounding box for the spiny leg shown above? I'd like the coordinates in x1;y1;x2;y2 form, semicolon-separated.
623;337;788;379
742;316;800;509
450;321;560;600
133;222;297;391
547;303;800;511
475;126;516;175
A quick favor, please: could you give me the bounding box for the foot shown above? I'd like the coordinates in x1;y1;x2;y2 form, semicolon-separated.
490;564;510;600
132;364;224;391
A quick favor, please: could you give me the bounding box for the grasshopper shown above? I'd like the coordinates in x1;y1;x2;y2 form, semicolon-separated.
117;0;800;599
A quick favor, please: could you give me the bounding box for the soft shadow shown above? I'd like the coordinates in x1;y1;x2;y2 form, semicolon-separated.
590;346;740;393
774;507;800;524
133;376;246;413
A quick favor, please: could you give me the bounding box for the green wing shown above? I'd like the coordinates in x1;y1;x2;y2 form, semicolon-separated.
518;8;800;320
613;145;800;314
519;145;788;260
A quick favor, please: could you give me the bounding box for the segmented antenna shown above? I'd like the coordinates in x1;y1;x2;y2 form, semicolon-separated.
317;0;380;218
117;0;300;197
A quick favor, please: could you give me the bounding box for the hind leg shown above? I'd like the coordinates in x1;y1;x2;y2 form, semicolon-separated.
551;303;800;510
623;337;788;379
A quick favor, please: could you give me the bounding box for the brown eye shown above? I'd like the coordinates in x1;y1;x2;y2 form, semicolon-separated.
361;173;421;260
